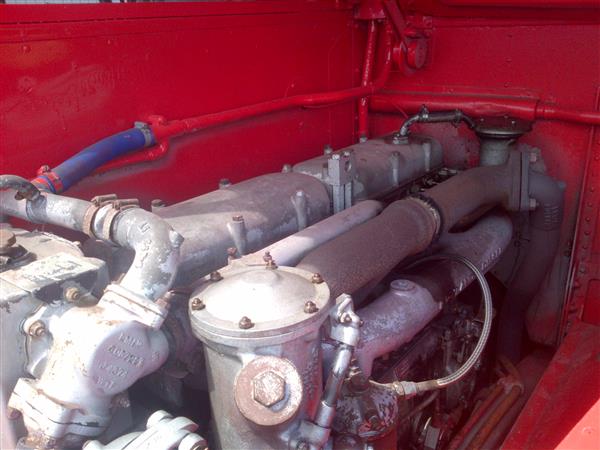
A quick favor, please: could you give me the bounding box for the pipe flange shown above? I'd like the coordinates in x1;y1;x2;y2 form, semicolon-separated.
234;356;303;427
407;194;443;241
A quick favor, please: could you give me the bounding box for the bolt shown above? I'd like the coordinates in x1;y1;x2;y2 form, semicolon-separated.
263;252;278;270
392;133;403;145
304;301;319;314
323;144;333;155
151;199;165;208
210;271;223;282
239;316;254;329
6;407;21;420
311;273;324;284
65;287;82;302
331;154;341;160
252;371;286;407
282;163;293;173
191;298;205;311
232;214;244;222
219;178;232;189
28;320;46;337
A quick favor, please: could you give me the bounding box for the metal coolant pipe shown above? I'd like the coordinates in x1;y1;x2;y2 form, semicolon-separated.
243;200;383;267
354;213;513;377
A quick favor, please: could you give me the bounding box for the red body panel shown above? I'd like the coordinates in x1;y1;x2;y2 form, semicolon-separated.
0;1;598;448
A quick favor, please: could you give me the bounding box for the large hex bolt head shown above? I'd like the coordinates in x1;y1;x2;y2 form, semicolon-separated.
235;356;303;427
252;371;286;407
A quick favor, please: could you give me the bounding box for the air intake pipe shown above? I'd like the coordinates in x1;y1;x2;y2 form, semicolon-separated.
297;158;522;299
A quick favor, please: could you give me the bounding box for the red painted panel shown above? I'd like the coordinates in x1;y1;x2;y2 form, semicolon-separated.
0;1;362;205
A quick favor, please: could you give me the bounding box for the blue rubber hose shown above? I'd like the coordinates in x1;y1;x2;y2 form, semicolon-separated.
33;125;155;193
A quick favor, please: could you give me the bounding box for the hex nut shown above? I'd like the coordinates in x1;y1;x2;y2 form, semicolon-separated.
311;273;324;284
252;371;286;407
65;287;82;302
239;316;254;329
28;320;46;337
190;298;205;311
304;301;319;314
210;271;223;282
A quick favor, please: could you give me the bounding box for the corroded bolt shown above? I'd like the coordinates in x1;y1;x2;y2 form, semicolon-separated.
210;271;223;282
304;301;319;314
232;214;244;222
311;273;324;284
28;320;46;337
65;287;82;302
252;371;286;407
191;298;205;311
263;252;278;270
239;316;254;329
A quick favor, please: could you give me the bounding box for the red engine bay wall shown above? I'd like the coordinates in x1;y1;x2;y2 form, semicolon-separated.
0;1;598;447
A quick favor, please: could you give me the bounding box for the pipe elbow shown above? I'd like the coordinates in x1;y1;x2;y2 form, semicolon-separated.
528;171;564;231
110;208;184;301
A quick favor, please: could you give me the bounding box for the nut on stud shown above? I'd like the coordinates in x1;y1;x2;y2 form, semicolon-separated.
311;273;324;284
239;316;254;329
210;271;223;282
65;287;82;302
303;301;319;314
190;298;205;311
28;320;46;337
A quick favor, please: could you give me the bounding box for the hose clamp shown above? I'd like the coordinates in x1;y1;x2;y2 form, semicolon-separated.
407;194;444;240
83;195;140;240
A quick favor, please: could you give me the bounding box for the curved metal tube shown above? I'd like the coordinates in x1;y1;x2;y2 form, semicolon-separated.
497;170;564;362
354;213;513;377
0;189;182;301
298;163;516;299
398;107;476;138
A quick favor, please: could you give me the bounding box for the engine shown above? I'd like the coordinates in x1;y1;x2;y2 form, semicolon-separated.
0;113;564;450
